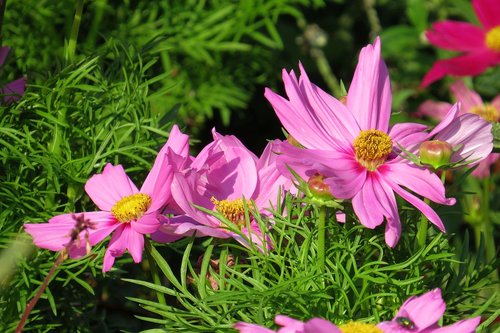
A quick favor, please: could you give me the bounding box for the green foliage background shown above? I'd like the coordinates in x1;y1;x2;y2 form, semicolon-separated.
0;0;498;332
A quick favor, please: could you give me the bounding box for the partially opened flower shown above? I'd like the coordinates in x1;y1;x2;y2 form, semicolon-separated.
421;0;500;87
153;130;290;250
418;80;499;177
24;125;189;271
265;37;455;247
0;46;26;104
419;103;493;171
377;289;481;333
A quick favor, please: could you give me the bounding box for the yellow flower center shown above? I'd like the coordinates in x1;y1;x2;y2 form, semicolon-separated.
211;197;252;227
353;129;393;171
485;26;500;52
111;193;152;223
469;104;499;122
339;322;383;333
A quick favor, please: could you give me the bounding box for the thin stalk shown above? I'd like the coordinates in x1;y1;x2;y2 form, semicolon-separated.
311;48;341;97
479;177;496;268
144;238;166;306
317;206;327;273
66;0;86;63
416;198;430;248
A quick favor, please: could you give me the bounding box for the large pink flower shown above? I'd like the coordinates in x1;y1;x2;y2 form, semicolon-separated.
377;289;481;333
235;315;341;333
24;125;189;271
418;80;499;177
153;129;291;250
421;0;500;87
0;46;26;104
265;37;455;247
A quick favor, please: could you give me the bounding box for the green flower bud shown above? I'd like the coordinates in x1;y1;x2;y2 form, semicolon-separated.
307;173;333;200
419;140;453;169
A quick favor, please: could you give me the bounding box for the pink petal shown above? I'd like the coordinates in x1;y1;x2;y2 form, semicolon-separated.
103;224;127;272
126;227;144;264
427;103;460;138
85;164;139;211
303;318;341;333
473;0;500;29
388;122;429;155
490;95;500;114
131;212;161;234
234;322;276;333
275;315;305;332
472;153;500;177
155;214;231;239
426;21;486;52
421;51;500;87
352;174;386;229
395;289;446;330
422;317;481;333
434;113;493;164
347;37;392;132
233;222;272;252
450;81;483;112
417;100;454;121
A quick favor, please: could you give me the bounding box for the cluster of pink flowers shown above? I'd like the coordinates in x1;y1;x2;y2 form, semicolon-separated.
235;289;481;333
25;36;493;272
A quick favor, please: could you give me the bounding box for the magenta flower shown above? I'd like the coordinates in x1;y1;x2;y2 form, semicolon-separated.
421;0;500;87
0;46;26;104
418;81;499;177
377;289;481;333
153;129;291;250
235;315;341;333
24;125;189;271
265;37;455;247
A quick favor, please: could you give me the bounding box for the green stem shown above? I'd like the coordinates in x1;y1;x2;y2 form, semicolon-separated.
311;48;341;97
66;0;85;63
144;238;166;306
317;206;326;273
416;198;430;248
479;177;496;267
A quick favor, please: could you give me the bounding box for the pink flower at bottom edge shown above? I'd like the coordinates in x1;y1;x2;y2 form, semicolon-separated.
24;125;189;271
377;289;481;333
234;315;341;333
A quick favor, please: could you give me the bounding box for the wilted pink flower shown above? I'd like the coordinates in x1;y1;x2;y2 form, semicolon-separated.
153;129;290;250
421;0;500;87
235;315;341;333
377;289;481;333
418;81;498;177
24;125;189;271
0;47;26;104
265;37;455;247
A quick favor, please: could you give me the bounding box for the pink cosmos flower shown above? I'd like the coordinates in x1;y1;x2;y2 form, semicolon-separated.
421;0;500;87
0;46;26;104
235;315;341;333
265;37;455;247
24;125;189;271
418;80;499;177
377;289;481;333
152;129;291;250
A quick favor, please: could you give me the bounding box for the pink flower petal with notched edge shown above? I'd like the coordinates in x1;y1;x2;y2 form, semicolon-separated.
426;21;486;52
449;81;483;112
234;323;276;333
421;51;500;87
417;101;454;121
422;317;481;333
473;0;500;29
347;37;392;132
303;318;341;333
275;315;306;332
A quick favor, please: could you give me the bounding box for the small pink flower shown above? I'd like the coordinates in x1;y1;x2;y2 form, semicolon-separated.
421;0;500;87
418;81;499;177
153;129;291;250
377;289;481;333
24;125;189;271
0;46;26;104
235;315;341;333
266;37;455;247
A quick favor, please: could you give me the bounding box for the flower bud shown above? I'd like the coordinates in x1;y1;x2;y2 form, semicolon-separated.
419;140;453;169
307;173;333;199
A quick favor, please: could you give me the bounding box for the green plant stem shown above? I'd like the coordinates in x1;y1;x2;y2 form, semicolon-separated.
311;48;341;97
66;0;86;63
479;177;496;266
416;198;430;248
144;238;166;306
317;206;326;273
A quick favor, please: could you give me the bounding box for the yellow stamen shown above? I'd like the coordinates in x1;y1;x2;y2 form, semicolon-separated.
211;197;251;227
111;193;152;223
353;129;393;171
469;104;499;122
485;26;500;52
339;322;383;333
